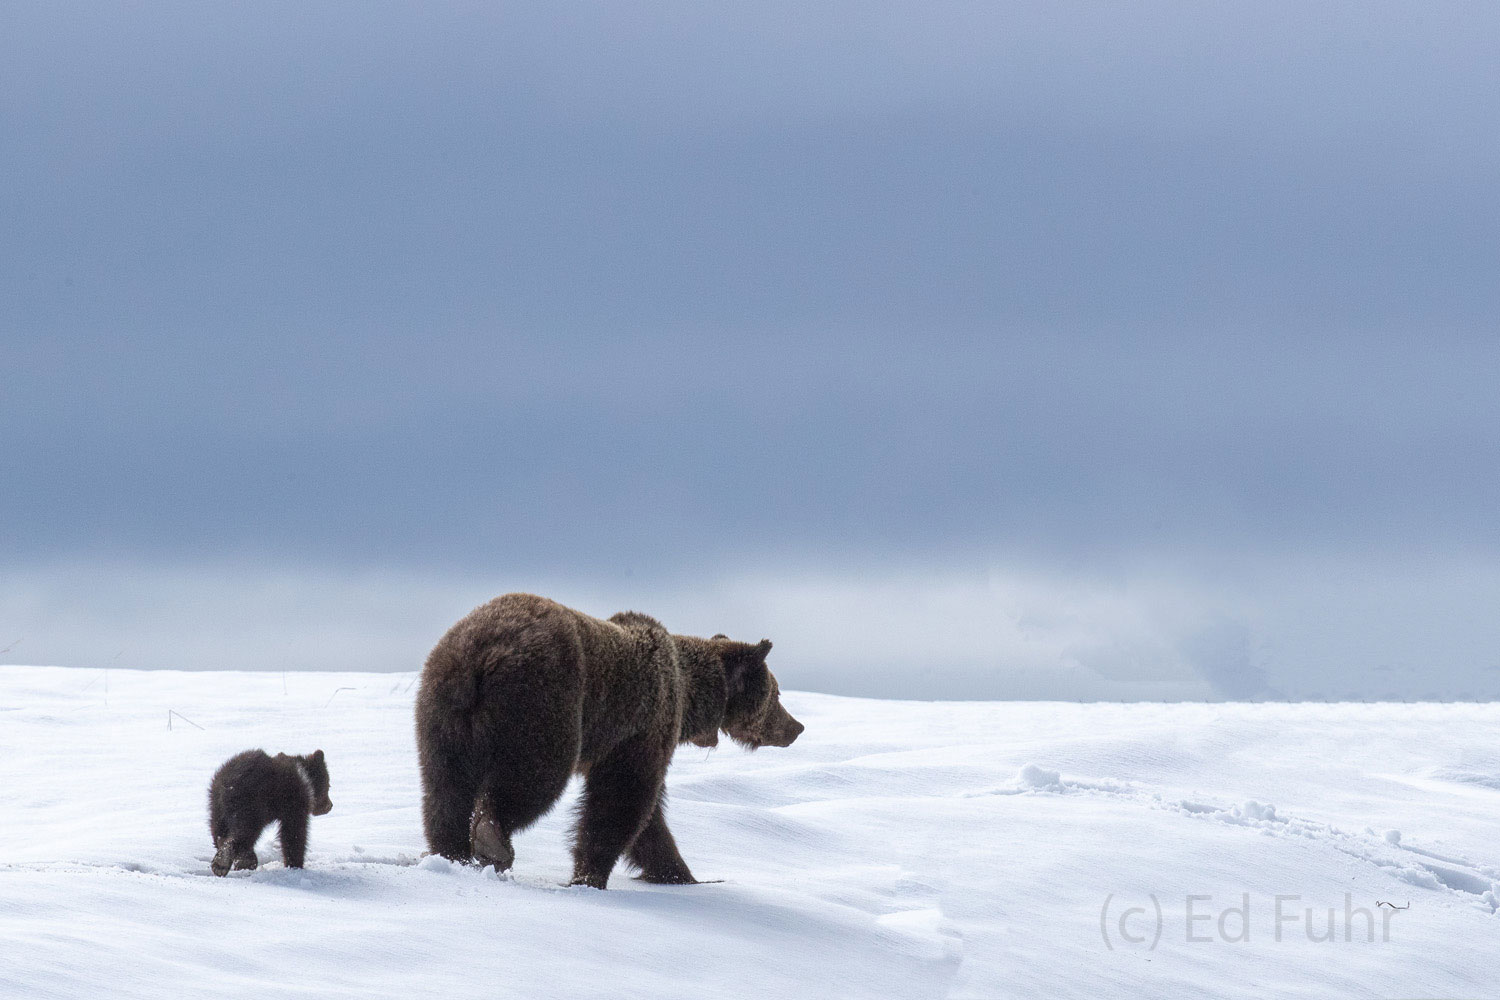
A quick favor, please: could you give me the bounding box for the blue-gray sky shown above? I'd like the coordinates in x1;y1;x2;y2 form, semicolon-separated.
4;3;1499;699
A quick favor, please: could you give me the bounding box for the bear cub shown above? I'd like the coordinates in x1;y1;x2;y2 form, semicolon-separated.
208;749;333;876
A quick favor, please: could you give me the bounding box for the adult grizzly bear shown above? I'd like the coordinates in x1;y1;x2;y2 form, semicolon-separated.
415;593;803;889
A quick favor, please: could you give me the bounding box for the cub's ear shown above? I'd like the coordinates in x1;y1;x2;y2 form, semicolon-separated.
311;749;325;763
755;639;772;659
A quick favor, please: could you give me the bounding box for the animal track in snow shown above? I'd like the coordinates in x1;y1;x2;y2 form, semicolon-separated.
968;763;1500;914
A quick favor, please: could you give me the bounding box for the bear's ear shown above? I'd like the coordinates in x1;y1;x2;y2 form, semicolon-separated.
755;639;772;659
724;643;770;701
311;749;324;763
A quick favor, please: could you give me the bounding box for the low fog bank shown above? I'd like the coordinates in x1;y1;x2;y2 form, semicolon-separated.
6;554;1499;702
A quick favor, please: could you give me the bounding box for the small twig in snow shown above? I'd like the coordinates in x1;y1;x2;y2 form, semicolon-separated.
168;710;205;731
325;687;356;708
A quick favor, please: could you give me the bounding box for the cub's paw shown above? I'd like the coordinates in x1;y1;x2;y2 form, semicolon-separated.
211;845;236;877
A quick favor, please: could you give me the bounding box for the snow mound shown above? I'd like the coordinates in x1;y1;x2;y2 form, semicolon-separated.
1017;763;1062;788
1240;800;1278;822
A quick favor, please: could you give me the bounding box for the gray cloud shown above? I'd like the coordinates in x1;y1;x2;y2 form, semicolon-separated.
3;3;1498;698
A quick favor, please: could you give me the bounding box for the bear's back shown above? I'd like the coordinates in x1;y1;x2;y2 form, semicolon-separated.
214;749;304;809
417;593;681;765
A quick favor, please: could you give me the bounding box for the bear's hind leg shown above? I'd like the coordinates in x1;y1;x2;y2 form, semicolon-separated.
211;837;260;875
209;811;232;875
470;757;573;872
211;840;236;877
469;801;515;872
213;812;264;876
626;796;697;885
209;800;229;850
419;738;483;862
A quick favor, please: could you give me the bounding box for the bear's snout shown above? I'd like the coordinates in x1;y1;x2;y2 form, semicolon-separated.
763;713;804;748
313;799;333;816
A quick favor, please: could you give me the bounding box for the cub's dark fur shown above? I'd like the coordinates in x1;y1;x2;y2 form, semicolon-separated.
415;593;803;889
208;749;333;876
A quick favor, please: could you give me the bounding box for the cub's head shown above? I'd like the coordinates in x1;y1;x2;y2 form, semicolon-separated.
715;638;804;751
302;749;333;816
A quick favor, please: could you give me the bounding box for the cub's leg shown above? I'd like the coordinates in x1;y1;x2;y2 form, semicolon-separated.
626;796;698;885
212;837;261;875
209;806;229;851
211;841;237;877
213;814;264;876
571;736;667;889
209;805;233;876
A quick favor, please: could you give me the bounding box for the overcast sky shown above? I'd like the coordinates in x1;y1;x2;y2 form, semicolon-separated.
4;3;1498;699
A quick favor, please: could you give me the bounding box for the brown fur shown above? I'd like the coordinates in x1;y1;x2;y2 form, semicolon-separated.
415;593;803;888
207;749;333;876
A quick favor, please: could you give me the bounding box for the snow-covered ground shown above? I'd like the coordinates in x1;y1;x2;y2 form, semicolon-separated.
2;666;1497;999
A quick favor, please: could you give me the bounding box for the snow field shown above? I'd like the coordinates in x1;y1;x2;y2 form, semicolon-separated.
2;666;1498;998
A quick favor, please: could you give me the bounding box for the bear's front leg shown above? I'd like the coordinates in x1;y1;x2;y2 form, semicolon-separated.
626;798;698;884
279;810;308;868
570;739;665;889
